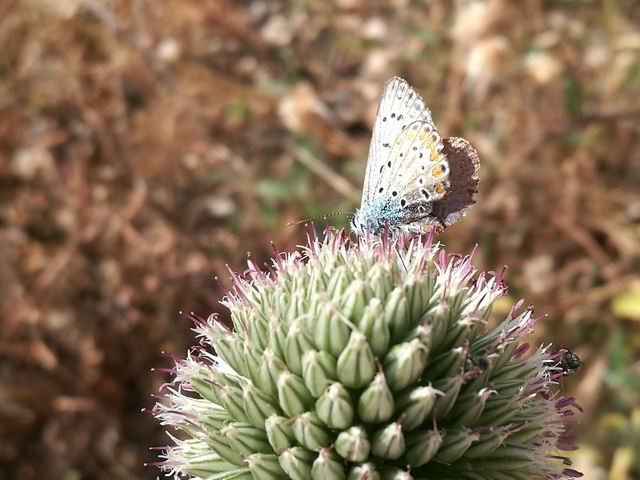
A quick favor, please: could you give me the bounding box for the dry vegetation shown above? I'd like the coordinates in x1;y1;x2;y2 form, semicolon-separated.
0;0;639;479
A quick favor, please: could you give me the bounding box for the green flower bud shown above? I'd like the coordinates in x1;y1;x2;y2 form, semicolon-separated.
284;318;315;375
335;426;370;462
347;463;380;480
341;279;368;321
371;422;405;460
208;430;245;466
358;298;390;356
446;387;494;425
245;453;286;480
327;265;349;298
357;372;394;423
245;316;269;351
400;323;431;347
181;451;236;477
220;384;250;423
434;428;479;463
405;275;435;321
383;339;429;391
268;322;287;361
384;288;410;342
201;404;232;431
478;396;520;426
463;427;510;458
208;324;244;375
285;293;308;326
242;383;277;428
337;331;376;388
311;448;346;480
394;385;442;431
278;447;314;480
404;428;443;467
302;350;338;398
243;340;264;385
265;414;295;453
433;374;465;419
478;444;537;471
277;370;313;417
367;264;394;301
293;412;331;451
190;375;222;405
422;345;467;381
312;302;351;357
222;423;272;456
315;382;354;430
256;348;287;397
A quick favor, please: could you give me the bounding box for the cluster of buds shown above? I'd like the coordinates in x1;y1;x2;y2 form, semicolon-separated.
152;229;582;479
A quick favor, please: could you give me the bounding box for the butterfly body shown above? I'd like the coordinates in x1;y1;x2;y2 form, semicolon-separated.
352;197;435;237
353;76;480;237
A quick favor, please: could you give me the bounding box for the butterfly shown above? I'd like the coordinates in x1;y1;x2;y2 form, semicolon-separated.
352;76;480;237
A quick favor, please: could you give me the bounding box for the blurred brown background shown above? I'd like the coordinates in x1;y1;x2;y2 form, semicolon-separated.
1;0;639;479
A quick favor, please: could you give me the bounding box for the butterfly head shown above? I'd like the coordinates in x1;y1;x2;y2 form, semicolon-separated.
351;205;380;237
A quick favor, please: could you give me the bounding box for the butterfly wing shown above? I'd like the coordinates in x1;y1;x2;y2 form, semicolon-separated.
362;77;434;205
373;120;450;209
429;137;480;227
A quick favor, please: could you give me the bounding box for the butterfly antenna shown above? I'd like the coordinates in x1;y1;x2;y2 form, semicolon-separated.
286;211;354;228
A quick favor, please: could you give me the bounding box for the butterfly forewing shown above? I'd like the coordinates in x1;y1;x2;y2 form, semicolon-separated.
373;120;450;208
362;77;434;204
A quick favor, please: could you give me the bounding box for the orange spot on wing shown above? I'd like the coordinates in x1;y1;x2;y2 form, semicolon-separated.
435;183;446;195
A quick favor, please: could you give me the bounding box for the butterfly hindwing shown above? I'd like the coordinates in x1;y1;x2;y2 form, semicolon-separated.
362;77;434;203
430;137;480;227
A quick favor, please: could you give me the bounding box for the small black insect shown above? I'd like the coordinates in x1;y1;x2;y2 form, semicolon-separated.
559;350;583;376
465;354;490;372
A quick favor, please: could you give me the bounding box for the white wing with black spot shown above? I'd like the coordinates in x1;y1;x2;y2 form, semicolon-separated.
372;120;450;207
361;77;434;204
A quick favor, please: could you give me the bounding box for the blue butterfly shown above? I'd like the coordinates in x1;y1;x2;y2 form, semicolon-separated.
352;77;480;237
